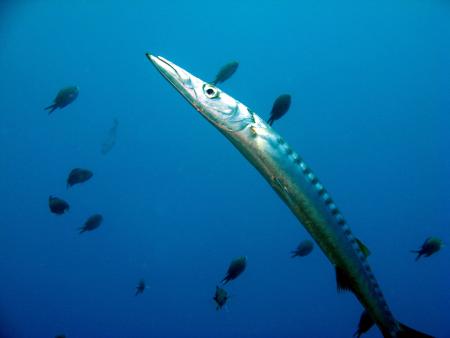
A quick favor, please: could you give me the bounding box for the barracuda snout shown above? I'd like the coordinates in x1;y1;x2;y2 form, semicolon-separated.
146;53;254;132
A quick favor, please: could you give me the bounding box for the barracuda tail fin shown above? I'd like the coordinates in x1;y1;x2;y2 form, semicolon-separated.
394;323;434;338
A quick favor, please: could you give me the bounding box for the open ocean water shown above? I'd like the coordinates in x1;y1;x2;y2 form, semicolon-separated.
0;1;449;337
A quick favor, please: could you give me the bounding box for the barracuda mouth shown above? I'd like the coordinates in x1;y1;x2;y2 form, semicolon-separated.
146;53;197;104
146;54;180;83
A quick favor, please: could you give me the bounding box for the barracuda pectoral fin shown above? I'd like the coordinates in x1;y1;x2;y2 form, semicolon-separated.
355;238;371;257
336;266;356;293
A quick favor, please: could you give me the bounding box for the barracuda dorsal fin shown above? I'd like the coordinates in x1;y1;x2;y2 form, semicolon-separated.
355;238;371;257
336;266;355;293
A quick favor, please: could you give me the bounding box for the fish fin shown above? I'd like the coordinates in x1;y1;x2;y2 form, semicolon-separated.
290;251;298;258
45;103;57;114
210;80;218;85
267;117;274;126
335;266;355;293
79;227;86;234
353;310;374;337
355;238;371;257
396;323;434;338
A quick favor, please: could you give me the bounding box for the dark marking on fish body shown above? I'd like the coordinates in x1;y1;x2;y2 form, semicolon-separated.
357;251;367;261
362;261;371;270
322;193;332;204
315;182;324;193
300;162;308;172
317;187;326;196
373;286;382;297
337;216;346;226
329;204;339;215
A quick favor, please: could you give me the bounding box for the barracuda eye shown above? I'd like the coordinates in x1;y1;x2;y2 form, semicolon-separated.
203;84;220;99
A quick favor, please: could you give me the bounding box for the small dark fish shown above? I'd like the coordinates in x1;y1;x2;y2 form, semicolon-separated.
45;86;79;114
135;279;146;296
48;196;69;215
411;237;443;261
291;240;314;258
213;286;228;310
267;94;291;126
211;61;239;85
353;310;375;337
79;214;103;234
55;335;66;338
66;168;93;188
101;118;119;155
222;256;247;284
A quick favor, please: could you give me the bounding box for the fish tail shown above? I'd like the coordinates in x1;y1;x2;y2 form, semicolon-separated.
267;117;274;126
79;227;86;234
290;251;298;258
353;330;362;338
45;103;57;114
410;250;422;261
393;322;434;338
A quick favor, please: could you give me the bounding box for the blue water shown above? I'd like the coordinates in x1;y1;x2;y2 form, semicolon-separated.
1;1;449;337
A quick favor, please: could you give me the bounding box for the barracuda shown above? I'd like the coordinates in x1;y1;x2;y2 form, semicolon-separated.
146;53;433;338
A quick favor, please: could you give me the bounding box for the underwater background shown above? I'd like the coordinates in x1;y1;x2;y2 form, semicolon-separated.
0;1;449;337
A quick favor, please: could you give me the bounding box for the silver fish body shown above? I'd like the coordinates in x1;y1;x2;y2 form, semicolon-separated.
147;54;432;338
